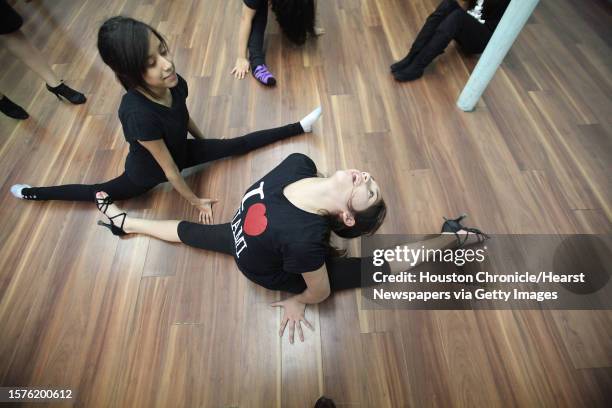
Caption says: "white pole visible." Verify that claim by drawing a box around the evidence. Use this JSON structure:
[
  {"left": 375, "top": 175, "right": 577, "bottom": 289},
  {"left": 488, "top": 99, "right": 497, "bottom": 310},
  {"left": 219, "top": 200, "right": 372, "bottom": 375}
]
[{"left": 457, "top": 0, "right": 540, "bottom": 112}]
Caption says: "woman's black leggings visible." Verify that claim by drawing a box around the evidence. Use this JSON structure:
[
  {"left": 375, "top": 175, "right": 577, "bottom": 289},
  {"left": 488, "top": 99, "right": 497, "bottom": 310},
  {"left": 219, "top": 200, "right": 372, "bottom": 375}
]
[
  {"left": 177, "top": 221, "right": 390, "bottom": 294},
  {"left": 22, "top": 123, "right": 304, "bottom": 201}
]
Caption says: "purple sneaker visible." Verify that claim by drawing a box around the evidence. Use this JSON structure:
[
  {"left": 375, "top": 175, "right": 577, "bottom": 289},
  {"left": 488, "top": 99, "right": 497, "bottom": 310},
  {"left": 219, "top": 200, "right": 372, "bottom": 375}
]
[{"left": 253, "top": 64, "right": 277, "bottom": 86}]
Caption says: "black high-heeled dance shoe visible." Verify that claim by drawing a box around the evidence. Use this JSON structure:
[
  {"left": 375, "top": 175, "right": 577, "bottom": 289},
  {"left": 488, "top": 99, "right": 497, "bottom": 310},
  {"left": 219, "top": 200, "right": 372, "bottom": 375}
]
[
  {"left": 46, "top": 81, "right": 87, "bottom": 104},
  {"left": 441, "top": 213, "right": 489, "bottom": 247},
  {"left": 96, "top": 194, "right": 127, "bottom": 236}
]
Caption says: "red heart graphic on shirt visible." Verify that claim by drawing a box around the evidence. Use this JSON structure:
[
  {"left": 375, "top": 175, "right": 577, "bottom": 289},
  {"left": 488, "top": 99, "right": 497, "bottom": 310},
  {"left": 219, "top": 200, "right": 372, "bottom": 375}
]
[{"left": 244, "top": 203, "right": 268, "bottom": 236}]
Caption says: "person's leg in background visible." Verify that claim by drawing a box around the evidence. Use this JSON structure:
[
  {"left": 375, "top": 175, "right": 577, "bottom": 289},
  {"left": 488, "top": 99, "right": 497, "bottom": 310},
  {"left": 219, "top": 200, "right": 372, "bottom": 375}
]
[
  {"left": 0, "top": 31, "right": 86, "bottom": 104},
  {"left": 453, "top": 14, "right": 493, "bottom": 54},
  {"left": 248, "top": 5, "right": 276, "bottom": 86},
  {"left": 393, "top": 7, "right": 469, "bottom": 82},
  {"left": 390, "top": 0, "right": 461, "bottom": 73},
  {"left": 0, "top": 0, "right": 30, "bottom": 119},
  {"left": 0, "top": 90, "right": 29, "bottom": 119},
  {"left": 0, "top": 0, "right": 86, "bottom": 110}
]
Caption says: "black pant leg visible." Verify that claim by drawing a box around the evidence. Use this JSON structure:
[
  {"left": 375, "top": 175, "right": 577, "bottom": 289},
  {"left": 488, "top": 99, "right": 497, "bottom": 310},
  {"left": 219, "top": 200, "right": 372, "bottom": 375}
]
[
  {"left": 325, "top": 256, "right": 392, "bottom": 292},
  {"left": 247, "top": 6, "right": 268, "bottom": 69},
  {"left": 406, "top": 8, "right": 465, "bottom": 71},
  {"left": 183, "top": 123, "right": 304, "bottom": 168},
  {"left": 0, "top": 0, "right": 23, "bottom": 34},
  {"left": 434, "top": 8, "right": 467, "bottom": 40},
  {"left": 177, "top": 221, "right": 235, "bottom": 255},
  {"left": 453, "top": 14, "right": 494, "bottom": 54},
  {"left": 410, "top": 0, "right": 461, "bottom": 53},
  {"left": 22, "top": 173, "right": 154, "bottom": 202}
]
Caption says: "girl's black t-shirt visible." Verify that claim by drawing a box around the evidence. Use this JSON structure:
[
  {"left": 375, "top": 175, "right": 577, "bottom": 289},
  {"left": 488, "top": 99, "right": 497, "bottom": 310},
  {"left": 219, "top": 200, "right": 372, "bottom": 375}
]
[
  {"left": 118, "top": 74, "right": 190, "bottom": 186},
  {"left": 230, "top": 153, "right": 330, "bottom": 290}
]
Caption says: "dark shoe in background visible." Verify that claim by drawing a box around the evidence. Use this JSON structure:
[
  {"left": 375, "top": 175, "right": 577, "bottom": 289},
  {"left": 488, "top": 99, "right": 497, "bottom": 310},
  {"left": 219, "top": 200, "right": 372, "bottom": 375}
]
[
  {"left": 46, "top": 81, "right": 87, "bottom": 104},
  {"left": 0, "top": 95, "right": 29, "bottom": 119}
]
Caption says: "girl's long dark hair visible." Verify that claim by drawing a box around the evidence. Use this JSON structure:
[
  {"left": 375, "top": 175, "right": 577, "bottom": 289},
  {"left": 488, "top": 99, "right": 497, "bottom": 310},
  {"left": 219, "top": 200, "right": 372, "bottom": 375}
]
[
  {"left": 322, "top": 199, "right": 387, "bottom": 257},
  {"left": 271, "top": 0, "right": 316, "bottom": 45},
  {"left": 97, "top": 16, "right": 168, "bottom": 95}
]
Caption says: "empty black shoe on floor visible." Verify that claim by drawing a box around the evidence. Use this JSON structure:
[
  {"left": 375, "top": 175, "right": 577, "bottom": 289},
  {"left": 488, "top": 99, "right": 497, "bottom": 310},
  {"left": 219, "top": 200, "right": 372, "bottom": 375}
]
[
  {"left": 46, "top": 82, "right": 87, "bottom": 104},
  {"left": 0, "top": 96, "right": 29, "bottom": 119}
]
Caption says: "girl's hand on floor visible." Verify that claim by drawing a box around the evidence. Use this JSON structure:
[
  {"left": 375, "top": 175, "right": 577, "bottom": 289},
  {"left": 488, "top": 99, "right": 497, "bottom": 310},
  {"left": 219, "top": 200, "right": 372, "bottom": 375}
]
[
  {"left": 314, "top": 26, "right": 325, "bottom": 35},
  {"left": 194, "top": 198, "right": 218, "bottom": 224},
  {"left": 231, "top": 58, "right": 250, "bottom": 79},
  {"left": 271, "top": 297, "right": 314, "bottom": 344}
]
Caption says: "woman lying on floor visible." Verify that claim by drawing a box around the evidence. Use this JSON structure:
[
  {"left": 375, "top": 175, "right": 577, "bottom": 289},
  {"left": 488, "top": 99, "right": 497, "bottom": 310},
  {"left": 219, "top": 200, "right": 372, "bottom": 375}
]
[{"left": 95, "top": 153, "right": 487, "bottom": 342}]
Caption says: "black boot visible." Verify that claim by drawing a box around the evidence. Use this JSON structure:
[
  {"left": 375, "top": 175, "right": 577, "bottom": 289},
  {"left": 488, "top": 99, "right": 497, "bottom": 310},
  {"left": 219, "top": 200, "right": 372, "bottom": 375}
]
[
  {"left": 0, "top": 96, "right": 29, "bottom": 119},
  {"left": 46, "top": 81, "right": 87, "bottom": 104},
  {"left": 393, "top": 29, "right": 452, "bottom": 82},
  {"left": 390, "top": 0, "right": 460, "bottom": 73}
]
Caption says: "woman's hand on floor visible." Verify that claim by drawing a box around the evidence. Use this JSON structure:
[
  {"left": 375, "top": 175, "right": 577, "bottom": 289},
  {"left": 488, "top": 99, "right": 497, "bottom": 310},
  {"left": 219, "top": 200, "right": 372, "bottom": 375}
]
[
  {"left": 193, "top": 198, "right": 218, "bottom": 224},
  {"left": 231, "top": 57, "right": 250, "bottom": 79},
  {"left": 271, "top": 297, "right": 314, "bottom": 344}
]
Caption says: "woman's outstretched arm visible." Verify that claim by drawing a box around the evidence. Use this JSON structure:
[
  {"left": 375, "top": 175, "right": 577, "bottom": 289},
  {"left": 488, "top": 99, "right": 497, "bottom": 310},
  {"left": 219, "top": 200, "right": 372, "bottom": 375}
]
[
  {"left": 271, "top": 265, "right": 330, "bottom": 343},
  {"left": 232, "top": 4, "right": 256, "bottom": 79}
]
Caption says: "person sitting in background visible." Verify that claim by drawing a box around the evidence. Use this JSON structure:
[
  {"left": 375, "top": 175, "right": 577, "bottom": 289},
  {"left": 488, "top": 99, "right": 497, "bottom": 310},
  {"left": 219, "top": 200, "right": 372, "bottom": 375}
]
[
  {"left": 231, "top": 0, "right": 324, "bottom": 86},
  {"left": 0, "top": 0, "right": 86, "bottom": 120},
  {"left": 390, "top": 0, "right": 510, "bottom": 82}
]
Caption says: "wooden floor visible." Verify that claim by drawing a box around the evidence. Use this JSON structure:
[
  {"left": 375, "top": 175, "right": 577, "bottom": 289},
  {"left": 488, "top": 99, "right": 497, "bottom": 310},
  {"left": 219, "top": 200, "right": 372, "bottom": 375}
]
[{"left": 1, "top": 0, "right": 611, "bottom": 407}]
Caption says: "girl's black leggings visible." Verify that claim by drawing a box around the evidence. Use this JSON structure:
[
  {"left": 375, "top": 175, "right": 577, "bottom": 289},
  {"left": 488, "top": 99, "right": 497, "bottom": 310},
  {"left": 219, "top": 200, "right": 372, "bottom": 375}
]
[
  {"left": 177, "top": 221, "right": 390, "bottom": 294},
  {"left": 22, "top": 123, "right": 304, "bottom": 202},
  {"left": 247, "top": 4, "right": 268, "bottom": 69}
]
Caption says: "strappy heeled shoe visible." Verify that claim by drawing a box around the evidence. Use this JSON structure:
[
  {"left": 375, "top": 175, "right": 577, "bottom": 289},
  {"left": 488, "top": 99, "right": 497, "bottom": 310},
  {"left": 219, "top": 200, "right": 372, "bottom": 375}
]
[
  {"left": 441, "top": 213, "right": 489, "bottom": 247},
  {"left": 96, "top": 194, "right": 127, "bottom": 236},
  {"left": 46, "top": 81, "right": 87, "bottom": 104}
]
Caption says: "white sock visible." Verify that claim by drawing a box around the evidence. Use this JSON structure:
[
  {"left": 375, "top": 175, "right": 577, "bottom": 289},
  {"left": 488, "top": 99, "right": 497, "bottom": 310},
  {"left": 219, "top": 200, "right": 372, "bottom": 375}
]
[
  {"left": 299, "top": 106, "right": 322, "bottom": 132},
  {"left": 10, "top": 184, "right": 31, "bottom": 199}
]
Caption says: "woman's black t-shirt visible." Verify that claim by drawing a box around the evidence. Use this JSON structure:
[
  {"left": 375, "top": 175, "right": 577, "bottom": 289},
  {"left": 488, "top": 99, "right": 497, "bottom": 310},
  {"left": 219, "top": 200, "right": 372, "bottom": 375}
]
[
  {"left": 230, "top": 153, "right": 330, "bottom": 290},
  {"left": 118, "top": 74, "right": 190, "bottom": 186}
]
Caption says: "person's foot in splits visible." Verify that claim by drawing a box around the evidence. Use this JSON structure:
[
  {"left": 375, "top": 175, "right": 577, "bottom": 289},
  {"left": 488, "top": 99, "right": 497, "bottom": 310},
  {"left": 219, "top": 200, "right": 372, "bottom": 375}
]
[
  {"left": 299, "top": 106, "right": 322, "bottom": 132},
  {"left": 95, "top": 192, "right": 129, "bottom": 236}
]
